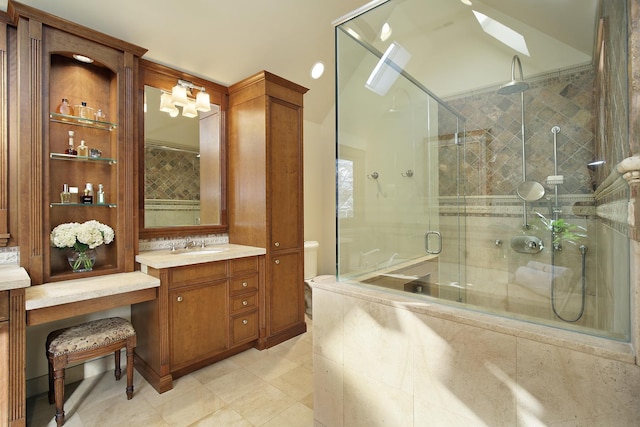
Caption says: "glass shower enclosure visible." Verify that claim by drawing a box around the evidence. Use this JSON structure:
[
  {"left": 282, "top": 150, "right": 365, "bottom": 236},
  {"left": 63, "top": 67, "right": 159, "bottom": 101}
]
[{"left": 336, "top": 0, "right": 630, "bottom": 341}]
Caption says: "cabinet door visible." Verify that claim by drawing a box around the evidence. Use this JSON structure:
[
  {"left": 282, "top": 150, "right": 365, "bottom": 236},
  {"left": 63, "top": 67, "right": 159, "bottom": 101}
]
[
  {"left": 268, "top": 251, "right": 303, "bottom": 334},
  {"left": 268, "top": 98, "right": 302, "bottom": 251},
  {"left": 169, "top": 281, "right": 228, "bottom": 370}
]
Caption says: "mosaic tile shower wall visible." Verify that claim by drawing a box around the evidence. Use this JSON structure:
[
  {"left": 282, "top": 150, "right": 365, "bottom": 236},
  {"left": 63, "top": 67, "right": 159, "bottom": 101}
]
[
  {"left": 145, "top": 147, "right": 200, "bottom": 200},
  {"left": 439, "top": 66, "right": 595, "bottom": 198}
]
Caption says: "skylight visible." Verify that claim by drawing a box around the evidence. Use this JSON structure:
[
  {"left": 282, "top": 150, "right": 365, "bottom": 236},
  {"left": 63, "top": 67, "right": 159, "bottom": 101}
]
[{"left": 473, "top": 10, "right": 530, "bottom": 56}]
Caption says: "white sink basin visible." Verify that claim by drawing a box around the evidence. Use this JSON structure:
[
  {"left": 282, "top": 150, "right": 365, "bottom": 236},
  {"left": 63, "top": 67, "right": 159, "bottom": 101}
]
[{"left": 171, "top": 248, "right": 226, "bottom": 255}]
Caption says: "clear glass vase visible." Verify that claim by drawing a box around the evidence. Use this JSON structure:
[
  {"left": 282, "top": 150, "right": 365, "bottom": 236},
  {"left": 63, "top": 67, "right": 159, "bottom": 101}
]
[{"left": 67, "top": 248, "right": 97, "bottom": 273}]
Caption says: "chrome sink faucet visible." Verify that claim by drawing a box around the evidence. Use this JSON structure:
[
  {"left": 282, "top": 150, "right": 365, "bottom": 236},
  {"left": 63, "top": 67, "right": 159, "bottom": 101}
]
[{"left": 184, "top": 237, "right": 196, "bottom": 249}]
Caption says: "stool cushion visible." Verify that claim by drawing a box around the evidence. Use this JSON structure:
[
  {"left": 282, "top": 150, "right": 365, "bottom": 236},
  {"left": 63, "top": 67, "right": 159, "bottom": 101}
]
[{"left": 48, "top": 317, "right": 135, "bottom": 357}]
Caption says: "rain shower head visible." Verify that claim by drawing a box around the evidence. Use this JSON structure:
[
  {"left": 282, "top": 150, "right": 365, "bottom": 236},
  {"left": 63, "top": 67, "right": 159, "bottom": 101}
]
[{"left": 497, "top": 55, "right": 529, "bottom": 95}]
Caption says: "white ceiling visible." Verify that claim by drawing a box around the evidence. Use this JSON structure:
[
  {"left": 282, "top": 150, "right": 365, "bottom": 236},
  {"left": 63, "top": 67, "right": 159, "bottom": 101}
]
[{"left": 1, "top": 0, "right": 599, "bottom": 124}]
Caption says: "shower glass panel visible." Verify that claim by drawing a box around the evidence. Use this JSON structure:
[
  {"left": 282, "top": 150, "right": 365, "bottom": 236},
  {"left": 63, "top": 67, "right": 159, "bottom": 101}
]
[
  {"left": 336, "top": 20, "right": 466, "bottom": 303},
  {"left": 335, "top": 0, "right": 630, "bottom": 341}
]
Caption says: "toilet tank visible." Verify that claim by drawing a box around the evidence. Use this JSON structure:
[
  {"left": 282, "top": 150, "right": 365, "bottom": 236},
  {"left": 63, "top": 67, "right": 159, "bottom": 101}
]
[{"left": 304, "top": 241, "right": 319, "bottom": 279}]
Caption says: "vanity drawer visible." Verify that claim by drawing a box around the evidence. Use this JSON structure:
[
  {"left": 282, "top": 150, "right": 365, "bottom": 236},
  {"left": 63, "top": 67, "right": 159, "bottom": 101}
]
[
  {"left": 229, "top": 275, "right": 258, "bottom": 294},
  {"left": 230, "top": 257, "right": 259, "bottom": 276},
  {"left": 0, "top": 291, "right": 7, "bottom": 321},
  {"left": 170, "top": 261, "right": 228, "bottom": 288},
  {"left": 230, "top": 292, "right": 257, "bottom": 313},
  {"left": 230, "top": 309, "right": 258, "bottom": 345}
]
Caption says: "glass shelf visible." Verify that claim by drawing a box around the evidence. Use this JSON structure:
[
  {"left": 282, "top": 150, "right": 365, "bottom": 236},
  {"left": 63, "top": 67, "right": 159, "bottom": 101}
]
[
  {"left": 50, "top": 152, "right": 117, "bottom": 164},
  {"left": 50, "top": 202, "right": 117, "bottom": 208},
  {"left": 50, "top": 112, "right": 117, "bottom": 131}
]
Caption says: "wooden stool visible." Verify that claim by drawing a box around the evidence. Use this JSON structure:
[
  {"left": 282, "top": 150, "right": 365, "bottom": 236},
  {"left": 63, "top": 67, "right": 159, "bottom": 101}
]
[{"left": 46, "top": 317, "right": 136, "bottom": 427}]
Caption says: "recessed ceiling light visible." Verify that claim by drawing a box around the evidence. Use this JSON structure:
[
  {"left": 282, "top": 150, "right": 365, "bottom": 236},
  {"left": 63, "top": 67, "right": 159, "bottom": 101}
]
[
  {"left": 460, "top": 0, "right": 472, "bottom": 5},
  {"left": 311, "top": 62, "right": 325, "bottom": 79},
  {"left": 380, "top": 22, "right": 392, "bottom": 41},
  {"left": 73, "top": 54, "right": 94, "bottom": 63}
]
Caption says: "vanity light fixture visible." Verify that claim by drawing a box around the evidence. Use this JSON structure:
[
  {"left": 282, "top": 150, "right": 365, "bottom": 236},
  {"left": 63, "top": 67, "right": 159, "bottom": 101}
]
[{"left": 160, "top": 79, "right": 211, "bottom": 118}]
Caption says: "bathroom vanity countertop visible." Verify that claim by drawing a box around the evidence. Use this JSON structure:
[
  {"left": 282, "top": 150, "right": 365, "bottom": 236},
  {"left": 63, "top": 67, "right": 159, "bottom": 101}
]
[
  {"left": 25, "top": 271, "right": 160, "bottom": 311},
  {"left": 136, "top": 243, "right": 266, "bottom": 269},
  {"left": 0, "top": 264, "right": 31, "bottom": 291}
]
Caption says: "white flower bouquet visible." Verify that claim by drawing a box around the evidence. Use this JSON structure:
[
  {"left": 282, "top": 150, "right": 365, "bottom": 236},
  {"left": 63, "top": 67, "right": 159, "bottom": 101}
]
[{"left": 50, "top": 220, "right": 115, "bottom": 271}]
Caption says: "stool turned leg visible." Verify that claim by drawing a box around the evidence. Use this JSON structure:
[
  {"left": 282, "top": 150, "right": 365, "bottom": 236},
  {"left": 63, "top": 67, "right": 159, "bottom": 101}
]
[
  {"left": 53, "top": 367, "right": 66, "bottom": 427},
  {"left": 47, "top": 354, "right": 55, "bottom": 405},
  {"left": 114, "top": 349, "right": 122, "bottom": 381},
  {"left": 126, "top": 345, "right": 134, "bottom": 400}
]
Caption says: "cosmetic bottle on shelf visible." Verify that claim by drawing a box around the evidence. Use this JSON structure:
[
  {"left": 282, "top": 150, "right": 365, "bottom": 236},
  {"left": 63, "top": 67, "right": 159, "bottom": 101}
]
[
  {"left": 96, "top": 184, "right": 106, "bottom": 204},
  {"left": 60, "top": 184, "right": 71, "bottom": 203},
  {"left": 69, "top": 187, "right": 79, "bottom": 203},
  {"left": 57, "top": 98, "right": 72, "bottom": 115},
  {"left": 64, "top": 131, "right": 77, "bottom": 155},
  {"left": 77, "top": 140, "right": 88, "bottom": 157},
  {"left": 82, "top": 183, "right": 93, "bottom": 204}
]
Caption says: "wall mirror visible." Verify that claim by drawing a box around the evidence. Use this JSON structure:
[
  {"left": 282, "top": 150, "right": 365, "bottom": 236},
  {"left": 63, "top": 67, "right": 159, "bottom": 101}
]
[{"left": 139, "top": 60, "right": 227, "bottom": 238}]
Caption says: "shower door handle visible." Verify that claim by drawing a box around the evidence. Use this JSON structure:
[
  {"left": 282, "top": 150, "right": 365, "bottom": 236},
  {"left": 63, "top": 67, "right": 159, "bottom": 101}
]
[{"left": 425, "top": 231, "right": 442, "bottom": 254}]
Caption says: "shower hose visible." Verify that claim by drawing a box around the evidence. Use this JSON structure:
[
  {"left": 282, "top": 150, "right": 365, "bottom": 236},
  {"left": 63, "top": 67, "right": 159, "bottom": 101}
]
[{"left": 551, "top": 244, "right": 587, "bottom": 322}]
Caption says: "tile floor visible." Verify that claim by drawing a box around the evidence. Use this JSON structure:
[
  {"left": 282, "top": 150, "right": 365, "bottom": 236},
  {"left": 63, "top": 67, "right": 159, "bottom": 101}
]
[{"left": 27, "top": 318, "right": 313, "bottom": 427}]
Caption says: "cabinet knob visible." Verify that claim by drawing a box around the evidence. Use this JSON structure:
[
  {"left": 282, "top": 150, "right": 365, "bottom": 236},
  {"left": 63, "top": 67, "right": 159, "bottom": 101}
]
[
  {"left": 274, "top": 242, "right": 280, "bottom": 247},
  {"left": 242, "top": 281, "right": 248, "bottom": 287},
  {"left": 242, "top": 300, "right": 248, "bottom": 306},
  {"left": 274, "top": 259, "right": 280, "bottom": 265},
  {"left": 176, "top": 296, "right": 183, "bottom": 302},
  {"left": 242, "top": 319, "right": 249, "bottom": 325}
]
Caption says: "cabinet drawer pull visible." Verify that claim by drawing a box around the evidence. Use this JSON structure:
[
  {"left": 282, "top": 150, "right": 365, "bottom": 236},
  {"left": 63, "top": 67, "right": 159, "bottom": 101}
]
[
  {"left": 274, "top": 259, "right": 280, "bottom": 265},
  {"left": 242, "top": 281, "right": 248, "bottom": 287},
  {"left": 242, "top": 319, "right": 248, "bottom": 325},
  {"left": 176, "top": 296, "right": 183, "bottom": 302},
  {"left": 242, "top": 300, "right": 248, "bottom": 306},
  {"left": 274, "top": 242, "right": 280, "bottom": 247}
]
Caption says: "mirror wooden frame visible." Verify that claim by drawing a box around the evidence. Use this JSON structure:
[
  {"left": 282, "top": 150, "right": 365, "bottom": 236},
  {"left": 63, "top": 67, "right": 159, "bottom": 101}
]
[{"left": 138, "top": 59, "right": 228, "bottom": 238}]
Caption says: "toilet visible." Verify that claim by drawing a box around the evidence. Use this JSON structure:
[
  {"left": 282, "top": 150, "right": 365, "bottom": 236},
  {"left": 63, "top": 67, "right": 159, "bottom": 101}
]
[{"left": 303, "top": 241, "right": 333, "bottom": 319}]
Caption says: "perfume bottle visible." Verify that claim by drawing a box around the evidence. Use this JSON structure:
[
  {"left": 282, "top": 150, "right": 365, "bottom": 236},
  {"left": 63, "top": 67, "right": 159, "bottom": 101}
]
[
  {"left": 82, "top": 183, "right": 93, "bottom": 204},
  {"left": 57, "top": 98, "right": 72, "bottom": 116},
  {"left": 69, "top": 186, "right": 79, "bottom": 203},
  {"left": 64, "top": 131, "right": 77, "bottom": 155},
  {"left": 76, "top": 101, "right": 94, "bottom": 121},
  {"left": 96, "top": 184, "right": 106, "bottom": 204},
  {"left": 77, "top": 140, "right": 88, "bottom": 157},
  {"left": 94, "top": 109, "right": 106, "bottom": 121},
  {"left": 60, "top": 183, "right": 71, "bottom": 203}
]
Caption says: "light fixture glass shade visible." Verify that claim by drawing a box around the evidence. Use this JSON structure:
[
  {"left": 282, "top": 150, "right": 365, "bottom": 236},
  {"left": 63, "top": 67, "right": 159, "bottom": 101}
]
[
  {"left": 182, "top": 100, "right": 198, "bottom": 118},
  {"left": 168, "top": 107, "right": 179, "bottom": 117},
  {"left": 159, "top": 92, "right": 176, "bottom": 113},
  {"left": 195, "top": 91, "right": 211, "bottom": 112},
  {"left": 172, "top": 84, "right": 188, "bottom": 107}
]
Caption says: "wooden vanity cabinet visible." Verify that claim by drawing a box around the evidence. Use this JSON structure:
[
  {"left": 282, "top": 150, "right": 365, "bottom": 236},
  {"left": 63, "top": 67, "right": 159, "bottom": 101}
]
[
  {"left": 0, "top": 289, "right": 26, "bottom": 427},
  {"left": 132, "top": 255, "right": 263, "bottom": 393},
  {"left": 228, "top": 71, "right": 308, "bottom": 349},
  {"left": 13, "top": 4, "right": 146, "bottom": 284},
  {"left": 168, "top": 272, "right": 229, "bottom": 373}
]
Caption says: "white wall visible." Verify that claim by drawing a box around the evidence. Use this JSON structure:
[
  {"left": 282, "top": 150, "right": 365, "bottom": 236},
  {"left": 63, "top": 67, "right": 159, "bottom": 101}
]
[{"left": 304, "top": 114, "right": 337, "bottom": 277}]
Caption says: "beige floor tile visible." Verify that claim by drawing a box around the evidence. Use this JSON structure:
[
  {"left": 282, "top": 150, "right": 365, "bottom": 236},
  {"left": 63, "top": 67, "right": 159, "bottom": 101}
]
[
  {"left": 261, "top": 402, "right": 313, "bottom": 427},
  {"left": 27, "top": 326, "right": 312, "bottom": 427},
  {"left": 270, "top": 365, "right": 314, "bottom": 401},
  {"left": 188, "top": 407, "right": 253, "bottom": 427},
  {"left": 78, "top": 392, "right": 167, "bottom": 427},
  {"left": 204, "top": 368, "right": 269, "bottom": 404},
  {"left": 191, "top": 357, "right": 242, "bottom": 385},
  {"left": 157, "top": 386, "right": 226, "bottom": 426},
  {"left": 243, "top": 351, "right": 300, "bottom": 382},
  {"left": 227, "top": 382, "right": 297, "bottom": 426}
]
